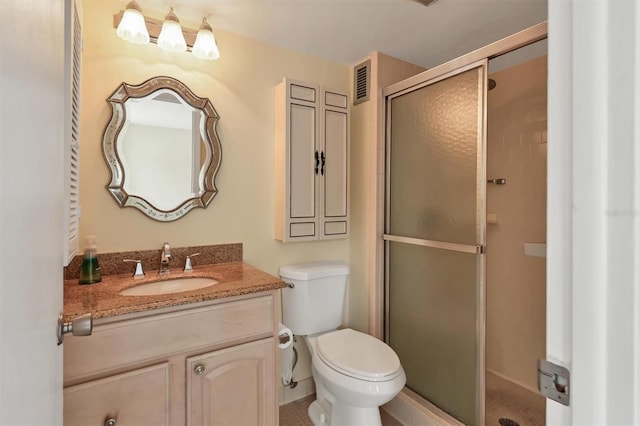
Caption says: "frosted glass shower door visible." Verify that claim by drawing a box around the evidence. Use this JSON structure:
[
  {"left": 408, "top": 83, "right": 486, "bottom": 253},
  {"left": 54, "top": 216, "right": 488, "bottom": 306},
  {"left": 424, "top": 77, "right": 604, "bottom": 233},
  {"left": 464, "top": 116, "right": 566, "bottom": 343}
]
[{"left": 384, "top": 61, "right": 487, "bottom": 425}]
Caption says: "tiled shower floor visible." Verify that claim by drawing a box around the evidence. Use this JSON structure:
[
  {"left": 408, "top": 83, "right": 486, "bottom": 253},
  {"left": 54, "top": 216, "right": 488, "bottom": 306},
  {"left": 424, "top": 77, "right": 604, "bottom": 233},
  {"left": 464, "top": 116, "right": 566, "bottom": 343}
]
[
  {"left": 279, "top": 395, "right": 402, "bottom": 426},
  {"left": 486, "top": 371, "right": 546, "bottom": 426}
]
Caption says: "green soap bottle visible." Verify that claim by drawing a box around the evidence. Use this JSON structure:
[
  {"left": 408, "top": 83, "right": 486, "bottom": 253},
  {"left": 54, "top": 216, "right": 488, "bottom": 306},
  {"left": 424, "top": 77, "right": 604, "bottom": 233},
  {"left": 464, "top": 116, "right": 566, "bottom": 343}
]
[{"left": 79, "top": 235, "right": 102, "bottom": 284}]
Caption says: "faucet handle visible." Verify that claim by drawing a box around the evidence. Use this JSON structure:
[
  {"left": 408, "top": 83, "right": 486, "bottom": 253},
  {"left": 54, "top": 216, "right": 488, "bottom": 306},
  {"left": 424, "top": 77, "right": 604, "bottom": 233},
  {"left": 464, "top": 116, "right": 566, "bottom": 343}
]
[
  {"left": 123, "top": 259, "right": 144, "bottom": 278},
  {"left": 184, "top": 253, "right": 201, "bottom": 272}
]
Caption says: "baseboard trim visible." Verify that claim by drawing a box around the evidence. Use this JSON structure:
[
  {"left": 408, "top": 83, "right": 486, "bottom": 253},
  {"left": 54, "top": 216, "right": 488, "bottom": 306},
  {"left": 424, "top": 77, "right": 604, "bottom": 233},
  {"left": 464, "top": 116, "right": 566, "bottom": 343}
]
[
  {"left": 279, "top": 376, "right": 316, "bottom": 406},
  {"left": 383, "top": 387, "right": 465, "bottom": 426},
  {"left": 486, "top": 368, "right": 540, "bottom": 395}
]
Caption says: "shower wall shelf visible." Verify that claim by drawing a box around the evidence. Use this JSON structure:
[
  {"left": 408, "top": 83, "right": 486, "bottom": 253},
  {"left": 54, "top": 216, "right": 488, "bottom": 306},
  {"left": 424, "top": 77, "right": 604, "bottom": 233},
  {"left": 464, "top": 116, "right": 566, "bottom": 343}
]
[
  {"left": 524, "top": 242, "right": 546, "bottom": 257},
  {"left": 487, "top": 213, "right": 499, "bottom": 224}
]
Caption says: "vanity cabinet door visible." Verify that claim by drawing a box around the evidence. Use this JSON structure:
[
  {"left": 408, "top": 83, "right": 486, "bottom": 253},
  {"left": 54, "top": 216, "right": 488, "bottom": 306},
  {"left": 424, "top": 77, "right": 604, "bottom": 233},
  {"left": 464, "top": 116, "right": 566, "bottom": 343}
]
[
  {"left": 64, "top": 363, "right": 170, "bottom": 426},
  {"left": 187, "top": 338, "right": 276, "bottom": 426}
]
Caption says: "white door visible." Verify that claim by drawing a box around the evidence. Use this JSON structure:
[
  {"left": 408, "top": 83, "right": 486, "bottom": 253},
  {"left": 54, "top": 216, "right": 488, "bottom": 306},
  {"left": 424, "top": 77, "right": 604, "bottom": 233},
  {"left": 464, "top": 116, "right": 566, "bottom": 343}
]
[
  {"left": 547, "top": 0, "right": 640, "bottom": 424},
  {"left": 0, "top": 0, "right": 66, "bottom": 424}
]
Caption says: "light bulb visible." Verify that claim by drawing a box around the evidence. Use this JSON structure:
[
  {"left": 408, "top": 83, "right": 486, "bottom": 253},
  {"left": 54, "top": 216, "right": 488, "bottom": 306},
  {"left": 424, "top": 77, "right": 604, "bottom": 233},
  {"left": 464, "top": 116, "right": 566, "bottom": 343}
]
[
  {"left": 116, "top": 1, "right": 149, "bottom": 44},
  {"left": 192, "top": 18, "right": 220, "bottom": 60},
  {"left": 157, "top": 7, "right": 187, "bottom": 52}
]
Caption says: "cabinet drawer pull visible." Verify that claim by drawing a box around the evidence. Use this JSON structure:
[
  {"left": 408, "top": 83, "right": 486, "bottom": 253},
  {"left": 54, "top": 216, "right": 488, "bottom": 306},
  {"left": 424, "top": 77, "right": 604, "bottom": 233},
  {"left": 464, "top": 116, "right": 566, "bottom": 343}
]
[
  {"left": 194, "top": 364, "right": 206, "bottom": 375},
  {"left": 105, "top": 417, "right": 117, "bottom": 426}
]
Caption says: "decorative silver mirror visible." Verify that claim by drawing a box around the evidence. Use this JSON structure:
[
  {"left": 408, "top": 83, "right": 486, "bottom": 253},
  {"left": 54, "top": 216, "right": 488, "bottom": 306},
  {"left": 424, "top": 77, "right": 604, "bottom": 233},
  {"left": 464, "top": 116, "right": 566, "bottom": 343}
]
[{"left": 103, "top": 76, "right": 222, "bottom": 221}]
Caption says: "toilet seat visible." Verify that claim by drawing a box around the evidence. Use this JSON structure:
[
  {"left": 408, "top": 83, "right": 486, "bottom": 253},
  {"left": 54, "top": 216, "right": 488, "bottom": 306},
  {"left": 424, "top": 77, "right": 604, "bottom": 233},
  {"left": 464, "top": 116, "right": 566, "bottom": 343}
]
[{"left": 316, "top": 329, "right": 401, "bottom": 382}]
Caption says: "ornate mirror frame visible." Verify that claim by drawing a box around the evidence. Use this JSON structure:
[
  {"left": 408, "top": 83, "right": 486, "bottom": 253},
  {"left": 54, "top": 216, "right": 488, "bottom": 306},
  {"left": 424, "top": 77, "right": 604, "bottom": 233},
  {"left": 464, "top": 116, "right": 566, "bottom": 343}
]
[{"left": 102, "top": 76, "right": 222, "bottom": 222}]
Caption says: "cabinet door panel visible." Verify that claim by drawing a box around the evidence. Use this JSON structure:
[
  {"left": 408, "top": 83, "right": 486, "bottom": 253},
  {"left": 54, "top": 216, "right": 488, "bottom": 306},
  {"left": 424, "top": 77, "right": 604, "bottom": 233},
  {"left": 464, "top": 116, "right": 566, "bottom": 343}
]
[
  {"left": 290, "top": 222, "right": 316, "bottom": 237},
  {"left": 187, "top": 338, "right": 276, "bottom": 426},
  {"left": 289, "top": 103, "right": 316, "bottom": 219},
  {"left": 324, "top": 221, "right": 347, "bottom": 235},
  {"left": 290, "top": 84, "right": 316, "bottom": 102},
  {"left": 324, "top": 91, "right": 348, "bottom": 109},
  {"left": 323, "top": 109, "right": 348, "bottom": 218},
  {"left": 64, "top": 363, "right": 170, "bottom": 426}
]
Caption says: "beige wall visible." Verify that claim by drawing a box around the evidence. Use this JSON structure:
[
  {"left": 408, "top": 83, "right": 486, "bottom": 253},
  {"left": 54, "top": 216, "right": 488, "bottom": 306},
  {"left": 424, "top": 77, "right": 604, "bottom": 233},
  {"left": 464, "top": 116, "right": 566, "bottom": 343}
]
[
  {"left": 79, "top": 0, "right": 350, "bottom": 276},
  {"left": 348, "top": 53, "right": 425, "bottom": 335},
  {"left": 486, "top": 55, "right": 547, "bottom": 392},
  {"left": 80, "top": 0, "right": 352, "bottom": 386}
]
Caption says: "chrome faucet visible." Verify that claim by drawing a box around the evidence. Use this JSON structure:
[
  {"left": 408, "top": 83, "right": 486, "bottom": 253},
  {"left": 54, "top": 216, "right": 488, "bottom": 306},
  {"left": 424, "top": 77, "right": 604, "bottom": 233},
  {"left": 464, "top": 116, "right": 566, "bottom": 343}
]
[{"left": 160, "top": 242, "right": 171, "bottom": 274}]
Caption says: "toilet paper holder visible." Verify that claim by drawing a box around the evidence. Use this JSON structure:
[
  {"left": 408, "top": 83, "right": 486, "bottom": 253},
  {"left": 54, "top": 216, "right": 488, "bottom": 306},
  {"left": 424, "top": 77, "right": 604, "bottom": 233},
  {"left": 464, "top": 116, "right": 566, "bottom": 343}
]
[
  {"left": 279, "top": 334, "right": 292, "bottom": 345},
  {"left": 278, "top": 325, "right": 298, "bottom": 389}
]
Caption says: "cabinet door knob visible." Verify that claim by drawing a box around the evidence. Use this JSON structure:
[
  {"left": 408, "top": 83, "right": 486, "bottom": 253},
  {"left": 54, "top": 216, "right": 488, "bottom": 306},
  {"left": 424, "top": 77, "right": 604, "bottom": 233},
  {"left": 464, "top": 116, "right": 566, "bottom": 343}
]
[
  {"left": 194, "top": 364, "right": 206, "bottom": 375},
  {"left": 105, "top": 417, "right": 117, "bottom": 426}
]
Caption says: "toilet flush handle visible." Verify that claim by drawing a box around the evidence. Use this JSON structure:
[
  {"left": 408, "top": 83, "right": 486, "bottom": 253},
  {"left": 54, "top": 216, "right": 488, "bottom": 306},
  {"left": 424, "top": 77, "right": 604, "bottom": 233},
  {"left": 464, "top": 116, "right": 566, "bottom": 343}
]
[{"left": 284, "top": 282, "right": 295, "bottom": 288}]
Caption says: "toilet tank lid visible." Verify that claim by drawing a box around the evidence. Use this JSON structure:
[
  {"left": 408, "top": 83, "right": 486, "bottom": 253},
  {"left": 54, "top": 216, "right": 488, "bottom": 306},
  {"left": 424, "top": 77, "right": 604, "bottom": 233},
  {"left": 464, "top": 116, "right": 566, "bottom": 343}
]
[{"left": 279, "top": 261, "right": 349, "bottom": 280}]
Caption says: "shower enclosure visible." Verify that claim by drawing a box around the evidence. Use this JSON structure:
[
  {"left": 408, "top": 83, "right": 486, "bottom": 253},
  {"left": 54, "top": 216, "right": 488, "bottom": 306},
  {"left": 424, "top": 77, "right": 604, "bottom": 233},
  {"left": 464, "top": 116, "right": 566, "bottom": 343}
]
[
  {"left": 382, "top": 26, "right": 547, "bottom": 426},
  {"left": 384, "top": 61, "right": 488, "bottom": 425}
]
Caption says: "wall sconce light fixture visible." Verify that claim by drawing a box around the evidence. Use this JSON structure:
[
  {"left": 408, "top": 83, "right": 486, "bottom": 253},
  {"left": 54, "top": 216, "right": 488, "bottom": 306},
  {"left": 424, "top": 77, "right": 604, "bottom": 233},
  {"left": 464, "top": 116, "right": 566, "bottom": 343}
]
[
  {"left": 116, "top": 1, "right": 150, "bottom": 44},
  {"left": 113, "top": 3, "right": 220, "bottom": 60},
  {"left": 193, "top": 18, "right": 220, "bottom": 60},
  {"left": 157, "top": 7, "right": 186, "bottom": 52}
]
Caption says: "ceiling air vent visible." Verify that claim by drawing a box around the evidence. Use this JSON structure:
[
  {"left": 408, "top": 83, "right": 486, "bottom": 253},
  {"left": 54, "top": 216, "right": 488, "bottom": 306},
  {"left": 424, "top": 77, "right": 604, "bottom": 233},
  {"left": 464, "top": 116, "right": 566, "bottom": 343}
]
[{"left": 353, "top": 59, "right": 371, "bottom": 105}]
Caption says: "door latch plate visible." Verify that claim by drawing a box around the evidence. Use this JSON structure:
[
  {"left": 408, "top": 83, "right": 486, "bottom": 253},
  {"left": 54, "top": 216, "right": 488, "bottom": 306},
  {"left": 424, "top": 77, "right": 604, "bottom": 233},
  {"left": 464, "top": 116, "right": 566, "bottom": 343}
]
[{"left": 538, "top": 359, "right": 570, "bottom": 406}]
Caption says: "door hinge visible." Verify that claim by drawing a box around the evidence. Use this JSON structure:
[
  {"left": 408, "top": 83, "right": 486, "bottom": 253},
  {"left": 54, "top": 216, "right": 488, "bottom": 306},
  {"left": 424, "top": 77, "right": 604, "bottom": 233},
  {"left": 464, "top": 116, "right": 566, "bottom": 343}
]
[{"left": 538, "top": 359, "right": 570, "bottom": 406}]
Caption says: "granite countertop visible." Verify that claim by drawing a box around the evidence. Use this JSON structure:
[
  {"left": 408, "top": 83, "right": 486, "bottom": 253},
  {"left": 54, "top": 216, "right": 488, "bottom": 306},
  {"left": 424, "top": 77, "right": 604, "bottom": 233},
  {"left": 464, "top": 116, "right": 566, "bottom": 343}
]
[{"left": 64, "top": 261, "right": 285, "bottom": 322}]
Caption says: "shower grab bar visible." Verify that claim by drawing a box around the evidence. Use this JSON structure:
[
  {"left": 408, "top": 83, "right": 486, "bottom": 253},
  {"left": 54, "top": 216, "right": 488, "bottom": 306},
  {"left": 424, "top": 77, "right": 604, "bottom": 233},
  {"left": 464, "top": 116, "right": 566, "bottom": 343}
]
[{"left": 383, "top": 234, "right": 485, "bottom": 254}]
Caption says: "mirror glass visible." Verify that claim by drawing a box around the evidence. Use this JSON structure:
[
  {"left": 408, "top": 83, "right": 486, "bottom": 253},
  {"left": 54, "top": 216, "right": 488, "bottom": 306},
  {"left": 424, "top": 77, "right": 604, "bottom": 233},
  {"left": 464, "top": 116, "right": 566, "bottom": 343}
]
[{"left": 103, "top": 76, "right": 221, "bottom": 221}]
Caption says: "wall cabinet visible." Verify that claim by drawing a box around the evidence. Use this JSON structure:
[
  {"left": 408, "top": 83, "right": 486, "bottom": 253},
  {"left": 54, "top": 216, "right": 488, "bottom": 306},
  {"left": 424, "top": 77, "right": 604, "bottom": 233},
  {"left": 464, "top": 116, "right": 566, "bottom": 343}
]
[
  {"left": 63, "top": 293, "right": 278, "bottom": 426},
  {"left": 275, "top": 78, "right": 350, "bottom": 242}
]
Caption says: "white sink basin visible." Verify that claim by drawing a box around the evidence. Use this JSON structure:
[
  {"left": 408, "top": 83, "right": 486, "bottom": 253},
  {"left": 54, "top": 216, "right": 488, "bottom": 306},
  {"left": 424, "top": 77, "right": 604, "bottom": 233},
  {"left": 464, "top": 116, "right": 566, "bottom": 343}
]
[{"left": 120, "top": 277, "right": 219, "bottom": 296}]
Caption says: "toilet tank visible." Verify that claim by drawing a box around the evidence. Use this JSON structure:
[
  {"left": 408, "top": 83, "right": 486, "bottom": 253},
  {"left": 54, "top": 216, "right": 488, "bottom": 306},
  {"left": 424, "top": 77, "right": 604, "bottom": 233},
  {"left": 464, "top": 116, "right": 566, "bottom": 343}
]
[{"left": 279, "top": 261, "right": 350, "bottom": 336}]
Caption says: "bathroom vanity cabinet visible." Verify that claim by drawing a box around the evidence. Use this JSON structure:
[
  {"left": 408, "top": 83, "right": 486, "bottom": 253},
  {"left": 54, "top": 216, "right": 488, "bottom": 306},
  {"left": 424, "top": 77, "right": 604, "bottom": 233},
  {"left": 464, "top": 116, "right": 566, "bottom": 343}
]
[
  {"left": 274, "top": 78, "right": 350, "bottom": 242},
  {"left": 63, "top": 292, "right": 278, "bottom": 426}
]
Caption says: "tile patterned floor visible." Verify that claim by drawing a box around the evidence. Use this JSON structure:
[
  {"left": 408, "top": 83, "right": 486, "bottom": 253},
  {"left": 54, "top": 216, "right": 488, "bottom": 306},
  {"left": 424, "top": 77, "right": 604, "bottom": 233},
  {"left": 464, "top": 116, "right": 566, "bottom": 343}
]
[
  {"left": 279, "top": 395, "right": 402, "bottom": 426},
  {"left": 486, "top": 372, "right": 545, "bottom": 426}
]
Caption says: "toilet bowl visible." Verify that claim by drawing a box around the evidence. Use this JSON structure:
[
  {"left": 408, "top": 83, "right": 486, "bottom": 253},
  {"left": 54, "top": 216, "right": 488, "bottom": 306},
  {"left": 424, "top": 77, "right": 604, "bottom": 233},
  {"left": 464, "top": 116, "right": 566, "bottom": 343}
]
[
  {"left": 304, "top": 329, "right": 406, "bottom": 426},
  {"left": 279, "top": 261, "right": 406, "bottom": 426}
]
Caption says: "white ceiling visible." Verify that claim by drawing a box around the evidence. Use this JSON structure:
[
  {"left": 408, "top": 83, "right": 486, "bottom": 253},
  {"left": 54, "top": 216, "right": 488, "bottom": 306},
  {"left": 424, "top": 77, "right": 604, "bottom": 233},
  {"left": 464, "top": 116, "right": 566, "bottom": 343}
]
[{"left": 133, "top": 0, "right": 547, "bottom": 68}]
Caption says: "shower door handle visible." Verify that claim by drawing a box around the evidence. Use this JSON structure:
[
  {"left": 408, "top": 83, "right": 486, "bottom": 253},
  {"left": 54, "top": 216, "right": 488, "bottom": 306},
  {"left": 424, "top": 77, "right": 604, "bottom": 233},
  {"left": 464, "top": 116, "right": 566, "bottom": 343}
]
[
  {"left": 487, "top": 178, "right": 507, "bottom": 185},
  {"left": 383, "top": 234, "right": 485, "bottom": 254}
]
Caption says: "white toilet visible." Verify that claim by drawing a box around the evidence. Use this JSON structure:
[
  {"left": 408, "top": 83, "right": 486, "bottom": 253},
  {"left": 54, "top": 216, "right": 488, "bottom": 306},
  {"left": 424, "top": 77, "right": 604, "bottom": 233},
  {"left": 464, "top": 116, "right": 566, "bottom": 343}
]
[{"left": 279, "top": 261, "right": 406, "bottom": 426}]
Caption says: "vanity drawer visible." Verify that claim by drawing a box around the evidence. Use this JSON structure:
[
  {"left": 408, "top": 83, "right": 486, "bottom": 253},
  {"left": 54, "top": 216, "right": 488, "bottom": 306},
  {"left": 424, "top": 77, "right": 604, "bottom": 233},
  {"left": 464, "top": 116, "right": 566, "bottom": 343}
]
[
  {"left": 64, "top": 363, "right": 170, "bottom": 426},
  {"left": 64, "top": 294, "right": 275, "bottom": 383}
]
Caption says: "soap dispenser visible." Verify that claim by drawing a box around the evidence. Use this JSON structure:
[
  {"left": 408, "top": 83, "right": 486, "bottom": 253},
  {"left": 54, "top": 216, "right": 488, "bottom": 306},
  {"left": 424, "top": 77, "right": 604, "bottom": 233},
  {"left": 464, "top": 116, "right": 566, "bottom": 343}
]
[{"left": 78, "top": 235, "right": 102, "bottom": 284}]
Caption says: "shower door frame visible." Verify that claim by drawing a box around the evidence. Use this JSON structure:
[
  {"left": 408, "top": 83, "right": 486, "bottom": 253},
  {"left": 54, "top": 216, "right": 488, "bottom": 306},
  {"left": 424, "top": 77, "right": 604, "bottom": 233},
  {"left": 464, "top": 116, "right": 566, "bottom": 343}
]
[
  {"left": 380, "top": 23, "right": 548, "bottom": 426},
  {"left": 384, "top": 59, "right": 488, "bottom": 426}
]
